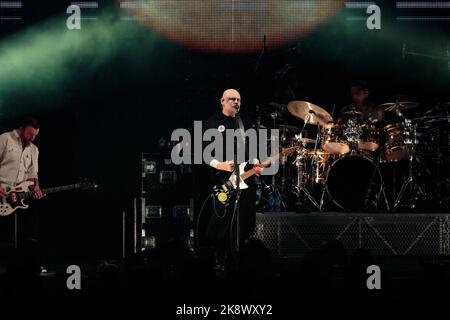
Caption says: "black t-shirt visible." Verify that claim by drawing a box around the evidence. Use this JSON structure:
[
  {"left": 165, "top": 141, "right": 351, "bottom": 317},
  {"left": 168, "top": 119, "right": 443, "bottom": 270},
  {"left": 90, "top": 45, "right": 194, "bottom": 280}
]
[
  {"left": 203, "top": 111, "right": 256, "bottom": 187},
  {"left": 338, "top": 101, "right": 379, "bottom": 124},
  {"left": 203, "top": 111, "right": 254, "bottom": 163}
]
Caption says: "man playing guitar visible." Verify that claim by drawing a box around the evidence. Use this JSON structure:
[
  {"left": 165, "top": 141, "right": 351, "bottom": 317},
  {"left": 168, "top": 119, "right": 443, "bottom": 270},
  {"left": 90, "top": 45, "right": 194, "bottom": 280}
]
[
  {"left": 0, "top": 117, "right": 44, "bottom": 244},
  {"left": 203, "top": 89, "right": 262, "bottom": 255}
]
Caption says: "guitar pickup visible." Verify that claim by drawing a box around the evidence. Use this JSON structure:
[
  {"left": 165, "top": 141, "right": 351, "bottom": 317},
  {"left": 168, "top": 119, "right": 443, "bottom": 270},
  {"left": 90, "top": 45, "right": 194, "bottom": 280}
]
[{"left": 224, "top": 180, "right": 234, "bottom": 191}]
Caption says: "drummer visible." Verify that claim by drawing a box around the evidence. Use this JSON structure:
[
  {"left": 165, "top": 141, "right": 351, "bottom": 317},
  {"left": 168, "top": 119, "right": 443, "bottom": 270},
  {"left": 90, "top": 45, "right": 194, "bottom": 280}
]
[{"left": 338, "top": 80, "right": 383, "bottom": 124}]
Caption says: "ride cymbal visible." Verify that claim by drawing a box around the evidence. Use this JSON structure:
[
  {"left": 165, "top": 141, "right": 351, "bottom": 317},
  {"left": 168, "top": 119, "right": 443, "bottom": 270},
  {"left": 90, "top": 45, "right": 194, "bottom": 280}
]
[{"left": 287, "top": 101, "right": 333, "bottom": 127}]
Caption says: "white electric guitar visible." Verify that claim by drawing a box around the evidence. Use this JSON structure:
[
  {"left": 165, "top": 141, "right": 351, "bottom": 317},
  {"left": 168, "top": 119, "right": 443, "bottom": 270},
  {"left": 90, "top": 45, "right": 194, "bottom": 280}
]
[
  {"left": 213, "top": 147, "right": 297, "bottom": 206},
  {"left": 0, "top": 180, "right": 97, "bottom": 217}
]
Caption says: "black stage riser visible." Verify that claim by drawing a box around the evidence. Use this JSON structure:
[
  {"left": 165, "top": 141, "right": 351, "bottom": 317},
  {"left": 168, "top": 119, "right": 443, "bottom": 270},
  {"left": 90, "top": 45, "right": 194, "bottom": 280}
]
[{"left": 255, "top": 213, "right": 450, "bottom": 258}]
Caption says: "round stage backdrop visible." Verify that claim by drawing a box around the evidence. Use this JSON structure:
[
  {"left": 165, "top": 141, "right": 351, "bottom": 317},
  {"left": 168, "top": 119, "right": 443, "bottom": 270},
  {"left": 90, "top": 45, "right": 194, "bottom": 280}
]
[{"left": 118, "top": 0, "right": 345, "bottom": 53}]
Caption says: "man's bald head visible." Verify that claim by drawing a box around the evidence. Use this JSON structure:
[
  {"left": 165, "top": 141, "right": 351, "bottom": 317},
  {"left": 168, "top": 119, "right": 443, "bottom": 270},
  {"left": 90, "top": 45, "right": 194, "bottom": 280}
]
[
  {"left": 220, "top": 88, "right": 241, "bottom": 117},
  {"left": 222, "top": 89, "right": 240, "bottom": 99}
]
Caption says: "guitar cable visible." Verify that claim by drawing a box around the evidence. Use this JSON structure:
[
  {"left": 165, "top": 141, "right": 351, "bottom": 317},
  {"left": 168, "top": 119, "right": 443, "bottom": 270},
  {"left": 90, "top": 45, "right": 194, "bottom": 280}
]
[
  {"left": 195, "top": 193, "right": 214, "bottom": 252},
  {"left": 229, "top": 197, "right": 240, "bottom": 258},
  {"left": 212, "top": 192, "right": 227, "bottom": 219}
]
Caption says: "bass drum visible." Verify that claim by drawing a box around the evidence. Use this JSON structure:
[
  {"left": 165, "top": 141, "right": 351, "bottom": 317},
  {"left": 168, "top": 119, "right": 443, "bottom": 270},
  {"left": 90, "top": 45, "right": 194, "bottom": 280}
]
[{"left": 325, "top": 155, "right": 382, "bottom": 211}]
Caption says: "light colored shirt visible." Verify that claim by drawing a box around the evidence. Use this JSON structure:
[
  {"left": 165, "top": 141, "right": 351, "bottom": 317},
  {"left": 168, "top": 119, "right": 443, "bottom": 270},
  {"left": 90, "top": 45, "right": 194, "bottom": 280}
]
[{"left": 0, "top": 130, "right": 39, "bottom": 186}]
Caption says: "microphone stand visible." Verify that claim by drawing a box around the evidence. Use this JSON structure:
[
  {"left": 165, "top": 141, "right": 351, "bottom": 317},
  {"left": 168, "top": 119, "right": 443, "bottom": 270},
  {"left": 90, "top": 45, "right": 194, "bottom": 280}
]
[
  {"left": 233, "top": 115, "right": 242, "bottom": 254},
  {"left": 254, "top": 35, "right": 266, "bottom": 74}
]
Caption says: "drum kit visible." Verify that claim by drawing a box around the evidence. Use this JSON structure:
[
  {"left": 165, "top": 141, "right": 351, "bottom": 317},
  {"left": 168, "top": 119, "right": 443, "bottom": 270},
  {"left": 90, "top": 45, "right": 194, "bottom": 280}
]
[{"left": 256, "top": 99, "right": 450, "bottom": 212}]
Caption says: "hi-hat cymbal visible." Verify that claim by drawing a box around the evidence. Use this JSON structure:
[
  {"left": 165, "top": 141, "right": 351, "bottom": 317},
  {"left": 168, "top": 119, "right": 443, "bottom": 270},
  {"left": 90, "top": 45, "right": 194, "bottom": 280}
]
[
  {"left": 287, "top": 101, "right": 333, "bottom": 127},
  {"left": 378, "top": 101, "right": 419, "bottom": 112}
]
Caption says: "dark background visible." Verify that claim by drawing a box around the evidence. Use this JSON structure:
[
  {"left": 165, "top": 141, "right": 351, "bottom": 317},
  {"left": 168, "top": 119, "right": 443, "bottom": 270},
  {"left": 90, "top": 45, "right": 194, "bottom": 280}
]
[{"left": 0, "top": 0, "right": 448, "bottom": 262}]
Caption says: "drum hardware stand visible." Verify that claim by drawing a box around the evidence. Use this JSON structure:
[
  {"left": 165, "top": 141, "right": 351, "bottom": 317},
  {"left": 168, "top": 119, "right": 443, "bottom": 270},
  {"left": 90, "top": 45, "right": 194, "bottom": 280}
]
[
  {"left": 292, "top": 148, "right": 320, "bottom": 210},
  {"left": 267, "top": 175, "right": 286, "bottom": 211},
  {"left": 291, "top": 111, "right": 321, "bottom": 210},
  {"left": 316, "top": 120, "right": 333, "bottom": 212},
  {"left": 363, "top": 154, "right": 390, "bottom": 212},
  {"left": 318, "top": 134, "right": 330, "bottom": 213},
  {"left": 378, "top": 183, "right": 391, "bottom": 212},
  {"left": 393, "top": 148, "right": 428, "bottom": 209},
  {"left": 265, "top": 112, "right": 286, "bottom": 211},
  {"left": 391, "top": 109, "right": 426, "bottom": 210},
  {"left": 319, "top": 169, "right": 329, "bottom": 212},
  {"left": 307, "top": 114, "right": 324, "bottom": 186},
  {"left": 272, "top": 111, "right": 287, "bottom": 189}
]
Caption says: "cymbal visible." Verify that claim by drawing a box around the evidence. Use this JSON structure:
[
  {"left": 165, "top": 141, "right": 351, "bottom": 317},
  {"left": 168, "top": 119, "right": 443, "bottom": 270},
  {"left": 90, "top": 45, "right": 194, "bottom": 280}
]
[
  {"left": 342, "top": 110, "right": 363, "bottom": 116},
  {"left": 425, "top": 118, "right": 449, "bottom": 125},
  {"left": 287, "top": 101, "right": 333, "bottom": 127},
  {"left": 286, "top": 137, "right": 316, "bottom": 144},
  {"left": 378, "top": 101, "right": 419, "bottom": 112},
  {"left": 423, "top": 102, "right": 450, "bottom": 116},
  {"left": 432, "top": 101, "right": 450, "bottom": 109},
  {"left": 412, "top": 115, "right": 446, "bottom": 122}
]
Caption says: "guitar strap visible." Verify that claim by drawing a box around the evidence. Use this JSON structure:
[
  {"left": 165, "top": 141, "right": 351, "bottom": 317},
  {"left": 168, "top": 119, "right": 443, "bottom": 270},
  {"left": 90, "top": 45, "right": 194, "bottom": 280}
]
[{"left": 236, "top": 115, "right": 246, "bottom": 147}]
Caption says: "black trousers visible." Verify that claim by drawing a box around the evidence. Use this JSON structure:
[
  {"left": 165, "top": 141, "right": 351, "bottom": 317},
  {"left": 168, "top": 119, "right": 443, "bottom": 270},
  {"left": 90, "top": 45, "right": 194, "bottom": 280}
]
[
  {"left": 17, "top": 204, "right": 40, "bottom": 246},
  {"left": 0, "top": 206, "right": 39, "bottom": 247},
  {"left": 204, "top": 186, "right": 256, "bottom": 251}
]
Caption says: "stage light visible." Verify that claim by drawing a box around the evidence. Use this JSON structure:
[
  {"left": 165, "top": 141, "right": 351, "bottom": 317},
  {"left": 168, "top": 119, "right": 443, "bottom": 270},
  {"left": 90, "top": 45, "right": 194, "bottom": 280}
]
[
  {"left": 0, "top": 6, "right": 177, "bottom": 116},
  {"left": 118, "top": 0, "right": 345, "bottom": 53}
]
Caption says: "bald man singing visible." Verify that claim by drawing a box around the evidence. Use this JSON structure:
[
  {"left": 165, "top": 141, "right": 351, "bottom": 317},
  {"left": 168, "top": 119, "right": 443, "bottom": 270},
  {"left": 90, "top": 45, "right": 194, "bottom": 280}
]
[{"left": 202, "top": 89, "right": 261, "bottom": 259}]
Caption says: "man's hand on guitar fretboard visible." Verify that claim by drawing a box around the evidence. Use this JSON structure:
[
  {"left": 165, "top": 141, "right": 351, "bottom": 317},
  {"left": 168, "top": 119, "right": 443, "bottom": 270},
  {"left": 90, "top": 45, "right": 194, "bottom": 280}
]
[
  {"left": 216, "top": 160, "right": 235, "bottom": 172},
  {"left": 32, "top": 187, "right": 45, "bottom": 200},
  {"left": 253, "top": 163, "right": 262, "bottom": 176}
]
